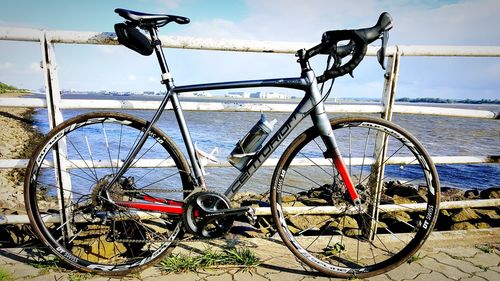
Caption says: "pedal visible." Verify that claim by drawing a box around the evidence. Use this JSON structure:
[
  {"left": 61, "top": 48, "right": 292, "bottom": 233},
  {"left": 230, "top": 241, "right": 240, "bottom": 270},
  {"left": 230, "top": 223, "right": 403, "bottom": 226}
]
[{"left": 245, "top": 207, "right": 257, "bottom": 225}]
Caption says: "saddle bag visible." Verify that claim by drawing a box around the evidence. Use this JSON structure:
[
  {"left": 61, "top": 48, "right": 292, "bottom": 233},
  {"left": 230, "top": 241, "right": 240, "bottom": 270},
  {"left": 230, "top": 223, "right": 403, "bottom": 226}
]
[{"left": 114, "top": 23, "right": 154, "bottom": 56}]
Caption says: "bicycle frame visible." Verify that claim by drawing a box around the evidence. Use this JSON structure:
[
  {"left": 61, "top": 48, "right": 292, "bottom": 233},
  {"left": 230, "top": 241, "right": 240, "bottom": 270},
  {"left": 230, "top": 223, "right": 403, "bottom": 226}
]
[
  {"left": 107, "top": 26, "right": 359, "bottom": 212},
  {"left": 174, "top": 74, "right": 319, "bottom": 199}
]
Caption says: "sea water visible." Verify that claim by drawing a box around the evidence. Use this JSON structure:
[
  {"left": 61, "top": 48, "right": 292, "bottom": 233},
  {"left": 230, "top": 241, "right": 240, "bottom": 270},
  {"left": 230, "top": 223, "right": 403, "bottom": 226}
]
[{"left": 30, "top": 94, "right": 500, "bottom": 194}]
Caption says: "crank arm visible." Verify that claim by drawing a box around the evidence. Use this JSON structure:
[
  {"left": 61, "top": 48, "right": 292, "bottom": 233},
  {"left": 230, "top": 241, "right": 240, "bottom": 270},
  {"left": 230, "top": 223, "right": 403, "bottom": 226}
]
[{"left": 200, "top": 206, "right": 252, "bottom": 221}]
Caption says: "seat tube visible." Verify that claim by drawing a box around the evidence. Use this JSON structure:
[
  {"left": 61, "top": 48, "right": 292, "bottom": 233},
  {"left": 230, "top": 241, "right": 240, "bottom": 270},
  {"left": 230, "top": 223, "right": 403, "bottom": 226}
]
[
  {"left": 307, "top": 73, "right": 360, "bottom": 205},
  {"left": 170, "top": 93, "right": 206, "bottom": 189},
  {"left": 149, "top": 26, "right": 205, "bottom": 188}
]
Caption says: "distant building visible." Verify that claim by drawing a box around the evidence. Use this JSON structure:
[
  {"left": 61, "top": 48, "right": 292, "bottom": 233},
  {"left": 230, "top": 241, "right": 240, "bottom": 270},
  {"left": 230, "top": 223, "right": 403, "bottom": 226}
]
[
  {"left": 180, "top": 92, "right": 198, "bottom": 97},
  {"left": 250, "top": 91, "right": 289, "bottom": 99},
  {"left": 225, "top": 91, "right": 249, "bottom": 98},
  {"left": 181, "top": 92, "right": 213, "bottom": 97},
  {"left": 194, "top": 91, "right": 212, "bottom": 97}
]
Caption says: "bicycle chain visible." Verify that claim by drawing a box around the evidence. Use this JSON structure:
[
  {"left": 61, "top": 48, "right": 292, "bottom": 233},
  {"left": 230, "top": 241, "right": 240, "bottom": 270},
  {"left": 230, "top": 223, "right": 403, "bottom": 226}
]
[
  {"left": 117, "top": 188, "right": 222, "bottom": 244},
  {"left": 123, "top": 188, "right": 194, "bottom": 194},
  {"left": 116, "top": 189, "right": 252, "bottom": 244}
]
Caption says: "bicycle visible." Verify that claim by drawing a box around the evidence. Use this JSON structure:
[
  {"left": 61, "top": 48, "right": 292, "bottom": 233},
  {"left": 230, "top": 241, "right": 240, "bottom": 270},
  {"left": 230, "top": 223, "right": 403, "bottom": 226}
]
[{"left": 24, "top": 8, "right": 440, "bottom": 278}]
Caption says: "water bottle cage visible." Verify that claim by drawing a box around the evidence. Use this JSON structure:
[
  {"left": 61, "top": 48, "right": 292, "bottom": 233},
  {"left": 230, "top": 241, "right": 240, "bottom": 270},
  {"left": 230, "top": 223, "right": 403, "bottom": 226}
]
[{"left": 231, "top": 140, "right": 260, "bottom": 158}]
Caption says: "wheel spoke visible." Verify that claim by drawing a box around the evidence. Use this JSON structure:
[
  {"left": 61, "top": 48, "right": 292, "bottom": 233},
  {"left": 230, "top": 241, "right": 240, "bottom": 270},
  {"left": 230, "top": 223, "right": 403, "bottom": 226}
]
[
  {"left": 26, "top": 114, "right": 189, "bottom": 273},
  {"left": 102, "top": 123, "right": 115, "bottom": 175},
  {"left": 358, "top": 128, "right": 371, "bottom": 187},
  {"left": 271, "top": 118, "right": 439, "bottom": 277},
  {"left": 66, "top": 138, "right": 99, "bottom": 181}
]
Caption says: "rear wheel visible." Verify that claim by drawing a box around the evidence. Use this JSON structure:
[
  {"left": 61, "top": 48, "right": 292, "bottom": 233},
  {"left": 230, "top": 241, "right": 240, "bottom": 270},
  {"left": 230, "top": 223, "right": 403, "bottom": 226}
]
[
  {"left": 24, "top": 112, "right": 192, "bottom": 275},
  {"left": 270, "top": 117, "right": 440, "bottom": 278}
]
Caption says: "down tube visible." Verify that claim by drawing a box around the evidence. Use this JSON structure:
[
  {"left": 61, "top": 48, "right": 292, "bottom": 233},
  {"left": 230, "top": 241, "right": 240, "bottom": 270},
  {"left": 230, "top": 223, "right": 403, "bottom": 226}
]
[{"left": 224, "top": 96, "right": 314, "bottom": 199}]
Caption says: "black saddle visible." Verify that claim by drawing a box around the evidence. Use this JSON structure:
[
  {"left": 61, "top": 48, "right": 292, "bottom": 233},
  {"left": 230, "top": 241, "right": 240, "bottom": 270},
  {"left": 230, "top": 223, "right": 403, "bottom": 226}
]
[{"left": 115, "top": 8, "right": 190, "bottom": 26}]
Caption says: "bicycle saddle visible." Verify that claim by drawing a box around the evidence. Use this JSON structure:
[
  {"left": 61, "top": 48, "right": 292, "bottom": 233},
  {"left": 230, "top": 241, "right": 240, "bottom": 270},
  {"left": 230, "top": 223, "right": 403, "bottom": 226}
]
[{"left": 115, "top": 8, "right": 190, "bottom": 25}]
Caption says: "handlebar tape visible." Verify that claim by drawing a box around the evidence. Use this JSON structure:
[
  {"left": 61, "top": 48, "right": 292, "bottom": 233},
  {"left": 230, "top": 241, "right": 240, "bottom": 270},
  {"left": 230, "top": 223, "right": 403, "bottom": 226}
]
[
  {"left": 314, "top": 12, "right": 393, "bottom": 83},
  {"left": 316, "top": 30, "right": 367, "bottom": 83}
]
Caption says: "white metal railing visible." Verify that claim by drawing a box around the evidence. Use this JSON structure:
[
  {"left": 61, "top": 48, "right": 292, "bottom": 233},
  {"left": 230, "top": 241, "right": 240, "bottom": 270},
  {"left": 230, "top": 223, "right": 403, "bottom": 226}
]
[{"left": 0, "top": 27, "right": 499, "bottom": 224}]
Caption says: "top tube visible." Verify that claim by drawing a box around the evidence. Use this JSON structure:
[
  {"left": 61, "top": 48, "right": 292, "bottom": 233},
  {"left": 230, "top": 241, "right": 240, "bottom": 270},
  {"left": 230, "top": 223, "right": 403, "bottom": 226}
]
[{"left": 173, "top": 77, "right": 309, "bottom": 93}]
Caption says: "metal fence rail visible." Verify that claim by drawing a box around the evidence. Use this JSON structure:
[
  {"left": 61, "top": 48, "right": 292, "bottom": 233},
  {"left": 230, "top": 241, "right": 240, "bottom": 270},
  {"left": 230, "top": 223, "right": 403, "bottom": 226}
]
[{"left": 0, "top": 27, "right": 499, "bottom": 224}]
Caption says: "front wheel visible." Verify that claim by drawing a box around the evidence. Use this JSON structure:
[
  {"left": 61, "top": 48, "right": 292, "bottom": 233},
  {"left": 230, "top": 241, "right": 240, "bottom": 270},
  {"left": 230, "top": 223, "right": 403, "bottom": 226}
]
[
  {"left": 24, "top": 112, "right": 192, "bottom": 275},
  {"left": 270, "top": 117, "right": 440, "bottom": 278}
]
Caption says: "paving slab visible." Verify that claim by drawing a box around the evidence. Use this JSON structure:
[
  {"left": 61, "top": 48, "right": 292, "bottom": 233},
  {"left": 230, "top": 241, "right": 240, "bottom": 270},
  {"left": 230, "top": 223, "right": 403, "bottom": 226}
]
[
  {"left": 417, "top": 256, "right": 471, "bottom": 280},
  {"left": 0, "top": 228, "right": 498, "bottom": 281},
  {"left": 464, "top": 251, "right": 500, "bottom": 268},
  {"left": 474, "top": 269, "right": 500, "bottom": 281},
  {"left": 424, "top": 252, "right": 483, "bottom": 274},
  {"left": 385, "top": 261, "right": 432, "bottom": 280},
  {"left": 410, "top": 271, "right": 451, "bottom": 281}
]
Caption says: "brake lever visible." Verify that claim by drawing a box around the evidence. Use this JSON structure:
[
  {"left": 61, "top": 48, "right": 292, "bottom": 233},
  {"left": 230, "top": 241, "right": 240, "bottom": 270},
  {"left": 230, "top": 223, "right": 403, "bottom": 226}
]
[{"left": 377, "top": 30, "right": 389, "bottom": 70}]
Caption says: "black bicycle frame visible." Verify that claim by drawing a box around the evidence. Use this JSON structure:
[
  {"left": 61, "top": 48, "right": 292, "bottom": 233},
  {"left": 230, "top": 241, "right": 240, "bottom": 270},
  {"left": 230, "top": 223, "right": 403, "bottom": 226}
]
[
  {"left": 107, "top": 25, "right": 351, "bottom": 202},
  {"left": 173, "top": 71, "right": 326, "bottom": 199}
]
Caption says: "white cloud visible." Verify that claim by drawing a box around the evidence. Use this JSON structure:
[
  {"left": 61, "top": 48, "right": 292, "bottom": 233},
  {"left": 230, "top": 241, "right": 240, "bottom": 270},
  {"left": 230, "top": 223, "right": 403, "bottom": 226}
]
[
  {"left": 0, "top": 21, "right": 44, "bottom": 29},
  {"left": 177, "top": 0, "right": 500, "bottom": 45},
  {"left": 156, "top": 0, "right": 182, "bottom": 9},
  {"left": 96, "top": 45, "right": 114, "bottom": 54},
  {"left": 182, "top": 18, "right": 256, "bottom": 39},
  {"left": 28, "top": 62, "right": 41, "bottom": 72},
  {"left": 0, "top": 62, "right": 14, "bottom": 70},
  {"left": 392, "top": 0, "right": 500, "bottom": 44},
  {"left": 128, "top": 74, "right": 137, "bottom": 81}
]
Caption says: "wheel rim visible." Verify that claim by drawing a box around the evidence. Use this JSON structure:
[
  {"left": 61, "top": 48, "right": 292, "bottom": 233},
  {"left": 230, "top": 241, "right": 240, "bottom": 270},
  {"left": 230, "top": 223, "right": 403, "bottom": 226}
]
[
  {"left": 26, "top": 113, "right": 190, "bottom": 272},
  {"left": 272, "top": 118, "right": 439, "bottom": 276}
]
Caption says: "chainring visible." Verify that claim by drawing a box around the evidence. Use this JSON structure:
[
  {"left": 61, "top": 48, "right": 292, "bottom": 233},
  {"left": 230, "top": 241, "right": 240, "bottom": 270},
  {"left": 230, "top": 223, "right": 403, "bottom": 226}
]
[{"left": 182, "top": 192, "right": 234, "bottom": 238}]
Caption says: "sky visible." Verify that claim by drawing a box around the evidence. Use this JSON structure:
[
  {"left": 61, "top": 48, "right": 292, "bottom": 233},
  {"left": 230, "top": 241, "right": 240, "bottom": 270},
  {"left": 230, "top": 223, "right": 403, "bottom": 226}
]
[{"left": 1, "top": 0, "right": 500, "bottom": 99}]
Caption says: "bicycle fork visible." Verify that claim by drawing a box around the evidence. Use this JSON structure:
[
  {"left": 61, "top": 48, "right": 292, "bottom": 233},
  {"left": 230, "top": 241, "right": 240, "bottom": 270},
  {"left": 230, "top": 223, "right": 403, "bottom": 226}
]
[
  {"left": 311, "top": 109, "right": 361, "bottom": 205},
  {"left": 308, "top": 76, "right": 361, "bottom": 206}
]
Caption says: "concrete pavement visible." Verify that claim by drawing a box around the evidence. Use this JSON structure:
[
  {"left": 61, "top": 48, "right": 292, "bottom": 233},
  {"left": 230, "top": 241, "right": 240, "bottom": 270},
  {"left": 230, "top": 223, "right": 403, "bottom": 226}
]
[{"left": 0, "top": 228, "right": 499, "bottom": 281}]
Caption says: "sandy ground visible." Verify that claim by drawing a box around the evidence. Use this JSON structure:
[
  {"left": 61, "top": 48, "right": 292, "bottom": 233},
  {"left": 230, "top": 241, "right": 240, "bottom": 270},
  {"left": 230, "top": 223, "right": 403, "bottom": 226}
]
[{"left": 0, "top": 93, "right": 43, "bottom": 214}]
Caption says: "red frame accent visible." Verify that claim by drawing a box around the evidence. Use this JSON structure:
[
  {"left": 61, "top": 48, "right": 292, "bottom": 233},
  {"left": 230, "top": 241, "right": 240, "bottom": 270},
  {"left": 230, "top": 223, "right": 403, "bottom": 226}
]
[
  {"left": 113, "top": 156, "right": 359, "bottom": 215},
  {"left": 142, "top": 195, "right": 183, "bottom": 206},
  {"left": 116, "top": 200, "right": 184, "bottom": 215},
  {"left": 333, "top": 155, "right": 360, "bottom": 202}
]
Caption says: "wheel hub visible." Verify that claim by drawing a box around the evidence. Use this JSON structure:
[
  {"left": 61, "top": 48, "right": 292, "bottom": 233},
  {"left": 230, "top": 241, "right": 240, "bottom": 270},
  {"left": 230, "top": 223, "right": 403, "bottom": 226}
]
[{"left": 91, "top": 175, "right": 135, "bottom": 209}]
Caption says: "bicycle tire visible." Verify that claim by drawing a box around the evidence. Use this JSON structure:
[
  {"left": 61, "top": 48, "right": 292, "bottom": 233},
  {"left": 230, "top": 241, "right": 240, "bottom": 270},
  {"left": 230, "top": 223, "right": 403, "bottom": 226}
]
[
  {"left": 24, "top": 111, "right": 192, "bottom": 275},
  {"left": 270, "top": 116, "right": 440, "bottom": 278}
]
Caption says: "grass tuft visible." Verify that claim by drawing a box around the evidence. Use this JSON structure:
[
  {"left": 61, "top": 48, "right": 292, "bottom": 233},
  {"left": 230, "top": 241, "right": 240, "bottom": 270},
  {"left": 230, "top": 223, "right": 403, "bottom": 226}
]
[
  {"left": 476, "top": 244, "right": 496, "bottom": 254},
  {"left": 159, "top": 246, "right": 260, "bottom": 273},
  {"left": 159, "top": 254, "right": 201, "bottom": 273},
  {"left": 0, "top": 268, "right": 13, "bottom": 281},
  {"left": 68, "top": 272, "right": 93, "bottom": 281},
  {"left": 407, "top": 253, "right": 423, "bottom": 264},
  {"left": 28, "top": 256, "right": 63, "bottom": 273}
]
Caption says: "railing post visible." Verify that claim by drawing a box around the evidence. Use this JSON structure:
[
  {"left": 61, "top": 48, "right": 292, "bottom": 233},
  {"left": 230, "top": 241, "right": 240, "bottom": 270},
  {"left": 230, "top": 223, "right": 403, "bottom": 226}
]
[
  {"left": 39, "top": 32, "right": 73, "bottom": 239},
  {"left": 364, "top": 48, "right": 401, "bottom": 240},
  {"left": 40, "top": 32, "right": 64, "bottom": 128},
  {"left": 381, "top": 47, "right": 401, "bottom": 121}
]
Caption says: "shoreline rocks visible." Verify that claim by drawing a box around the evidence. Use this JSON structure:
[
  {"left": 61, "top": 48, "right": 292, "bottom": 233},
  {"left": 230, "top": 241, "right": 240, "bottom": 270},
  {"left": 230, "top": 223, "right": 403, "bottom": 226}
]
[
  {"left": 0, "top": 94, "right": 44, "bottom": 246},
  {"left": 0, "top": 95, "right": 43, "bottom": 212},
  {"left": 233, "top": 185, "right": 500, "bottom": 238}
]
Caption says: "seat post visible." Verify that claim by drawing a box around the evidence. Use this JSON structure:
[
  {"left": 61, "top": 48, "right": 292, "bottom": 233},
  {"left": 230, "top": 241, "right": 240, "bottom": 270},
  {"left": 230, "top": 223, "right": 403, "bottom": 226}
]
[{"left": 148, "top": 27, "right": 174, "bottom": 90}]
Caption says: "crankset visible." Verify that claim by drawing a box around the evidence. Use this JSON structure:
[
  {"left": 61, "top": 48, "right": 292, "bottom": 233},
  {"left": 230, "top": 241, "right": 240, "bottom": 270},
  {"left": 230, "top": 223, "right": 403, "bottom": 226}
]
[{"left": 183, "top": 191, "right": 253, "bottom": 238}]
